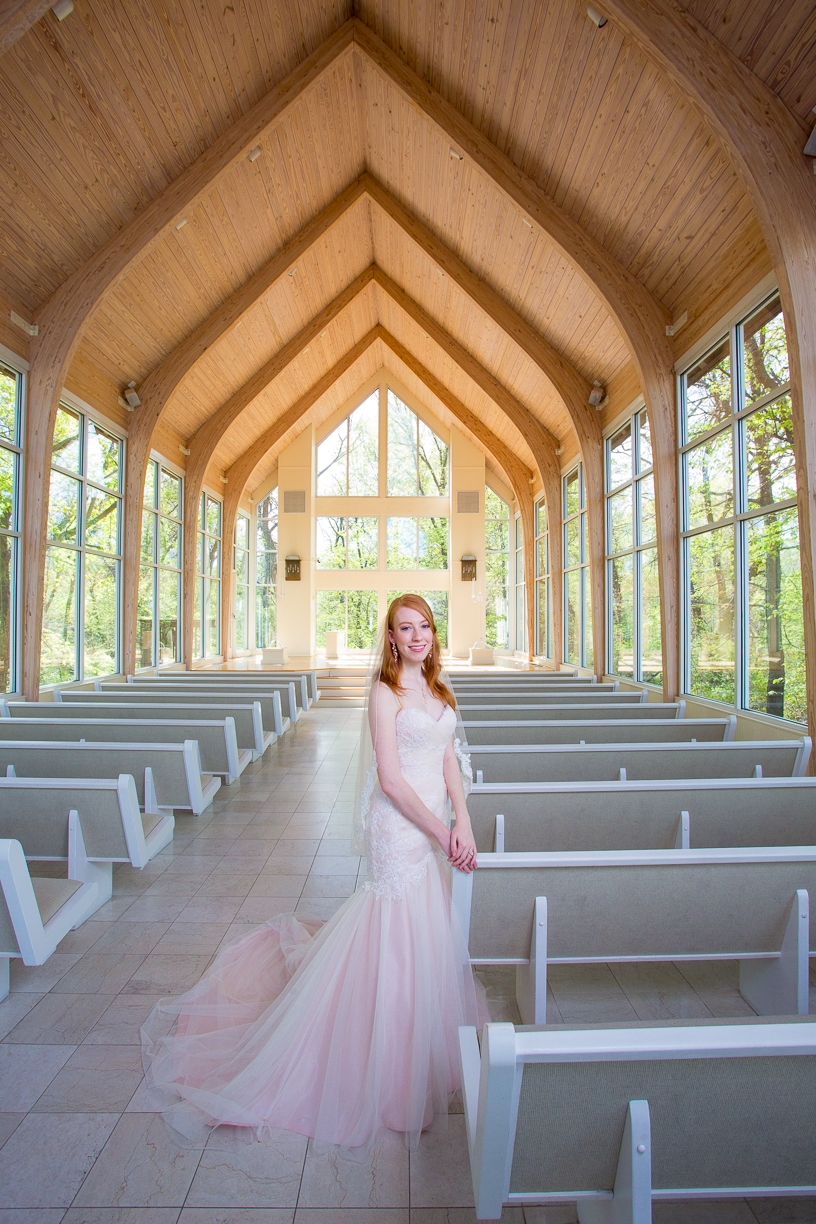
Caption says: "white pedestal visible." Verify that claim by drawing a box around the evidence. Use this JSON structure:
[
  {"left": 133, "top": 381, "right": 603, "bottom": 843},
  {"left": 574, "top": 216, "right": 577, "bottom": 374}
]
[
  {"left": 261, "top": 646, "right": 289, "bottom": 665},
  {"left": 469, "top": 646, "right": 495, "bottom": 665},
  {"left": 325, "top": 630, "right": 346, "bottom": 659}
]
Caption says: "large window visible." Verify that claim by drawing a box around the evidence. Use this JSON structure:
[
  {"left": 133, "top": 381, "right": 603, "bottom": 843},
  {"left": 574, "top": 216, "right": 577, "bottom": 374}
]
[
  {"left": 195, "top": 493, "right": 221, "bottom": 658},
  {"left": 534, "top": 498, "right": 550, "bottom": 658},
  {"left": 315, "top": 590, "right": 379, "bottom": 650},
  {"left": 316, "top": 516, "right": 378, "bottom": 568},
  {"left": 680, "top": 291, "right": 803, "bottom": 722},
  {"left": 485, "top": 485, "right": 509, "bottom": 649},
  {"left": 563, "top": 464, "right": 591, "bottom": 668},
  {"left": 255, "top": 492, "right": 277, "bottom": 648},
  {"left": 514, "top": 515, "right": 526, "bottom": 652},
  {"left": 234, "top": 514, "right": 250, "bottom": 652},
  {"left": 316, "top": 392, "right": 378, "bottom": 496},
  {"left": 138, "top": 459, "right": 182, "bottom": 668},
  {"left": 387, "top": 390, "right": 448, "bottom": 495},
  {"left": 386, "top": 517, "right": 448, "bottom": 569},
  {"left": 0, "top": 362, "right": 22, "bottom": 693},
  {"left": 42, "top": 404, "right": 123, "bottom": 684},
  {"left": 605, "top": 411, "right": 661, "bottom": 684}
]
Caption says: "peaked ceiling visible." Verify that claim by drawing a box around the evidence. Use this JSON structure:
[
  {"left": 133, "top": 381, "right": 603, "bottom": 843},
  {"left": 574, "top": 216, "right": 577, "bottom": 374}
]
[{"left": 1, "top": 0, "right": 810, "bottom": 493}]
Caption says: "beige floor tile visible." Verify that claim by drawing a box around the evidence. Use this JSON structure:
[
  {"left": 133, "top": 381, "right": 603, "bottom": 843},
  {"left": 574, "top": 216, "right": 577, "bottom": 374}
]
[
  {"left": 307, "top": 857, "right": 360, "bottom": 876},
  {"left": 142, "top": 878, "right": 204, "bottom": 898},
  {"left": 3, "top": 992, "right": 117, "bottom": 1045},
  {"left": 296, "top": 1213, "right": 408, "bottom": 1224},
  {"left": 92, "top": 925, "right": 173, "bottom": 956},
  {"left": 87, "top": 899, "right": 138, "bottom": 922},
  {"left": 152, "top": 925, "right": 230, "bottom": 956},
  {"left": 73, "top": 1113, "right": 205, "bottom": 1208},
  {"left": 748, "top": 1199, "right": 816, "bottom": 1222},
  {"left": 0, "top": 1044, "right": 74, "bottom": 1110},
  {"left": 300, "top": 876, "right": 357, "bottom": 900},
  {"left": 608, "top": 961, "right": 712, "bottom": 1021},
  {"left": 294, "top": 899, "right": 346, "bottom": 921},
  {"left": 10, "top": 954, "right": 82, "bottom": 994},
  {"left": 185, "top": 1126, "right": 307, "bottom": 1208},
  {"left": 270, "top": 841, "right": 321, "bottom": 856},
  {"left": 194, "top": 874, "right": 260, "bottom": 897},
  {"left": 0, "top": 1112, "right": 119, "bottom": 1207},
  {"left": 0, "top": 991, "right": 45, "bottom": 1040},
  {"left": 0, "top": 1111, "right": 24, "bottom": 1146},
  {"left": 410, "top": 1117, "right": 474, "bottom": 1209},
  {"left": 121, "top": 953, "right": 212, "bottom": 996},
  {"left": 62, "top": 1209, "right": 182, "bottom": 1222},
  {"left": 118, "top": 899, "right": 191, "bottom": 924},
  {"left": 298, "top": 1130, "right": 408, "bottom": 1208},
  {"left": 652, "top": 1204, "right": 760, "bottom": 1223},
  {"left": 546, "top": 965, "right": 640, "bottom": 1025},
  {"left": 180, "top": 1210, "right": 293, "bottom": 1223},
  {"left": 410, "top": 1211, "right": 524, "bottom": 1223},
  {"left": 261, "top": 857, "right": 315, "bottom": 875},
  {"left": 52, "top": 955, "right": 146, "bottom": 996},
  {"left": 0, "top": 1209, "right": 69, "bottom": 1222},
  {"left": 238, "top": 899, "right": 299, "bottom": 923},
  {"left": 176, "top": 898, "right": 245, "bottom": 924},
  {"left": 182, "top": 840, "right": 238, "bottom": 856},
  {"left": 519, "top": 1210, "right": 578, "bottom": 1223},
  {"left": 57, "top": 922, "right": 116, "bottom": 955},
  {"left": 32, "top": 1045, "right": 144, "bottom": 1113}
]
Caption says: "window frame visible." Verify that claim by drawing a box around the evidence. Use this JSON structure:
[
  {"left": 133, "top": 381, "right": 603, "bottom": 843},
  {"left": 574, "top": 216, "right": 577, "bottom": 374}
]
[
  {"left": 562, "top": 463, "right": 591, "bottom": 668},
  {"left": 534, "top": 497, "right": 550, "bottom": 659},
  {"left": 195, "top": 489, "right": 222, "bottom": 660},
  {"left": 138, "top": 456, "right": 183, "bottom": 670},
  {"left": 0, "top": 353, "right": 24, "bottom": 694}
]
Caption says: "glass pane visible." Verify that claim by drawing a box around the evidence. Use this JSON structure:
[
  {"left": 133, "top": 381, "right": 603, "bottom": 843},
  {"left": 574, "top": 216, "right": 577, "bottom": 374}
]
[
  {"left": 137, "top": 566, "right": 155, "bottom": 668},
  {"left": 160, "top": 471, "right": 180, "bottom": 519},
  {"left": 346, "top": 589, "right": 379, "bottom": 648},
  {"left": 609, "top": 553, "right": 634, "bottom": 678},
  {"left": 747, "top": 508, "right": 805, "bottom": 723},
  {"left": 258, "top": 491, "right": 277, "bottom": 519},
  {"left": 205, "top": 578, "right": 219, "bottom": 656},
  {"left": 387, "top": 590, "right": 448, "bottom": 648},
  {"left": 206, "top": 497, "right": 221, "bottom": 537},
  {"left": 565, "top": 469, "right": 580, "bottom": 517},
  {"left": 743, "top": 295, "right": 789, "bottom": 405},
  {"left": 536, "top": 535, "right": 547, "bottom": 578},
  {"left": 141, "top": 511, "right": 155, "bottom": 564},
  {"left": 608, "top": 487, "right": 632, "bottom": 553},
  {"left": 387, "top": 390, "right": 417, "bottom": 496},
  {"left": 536, "top": 579, "right": 547, "bottom": 656},
  {"left": 194, "top": 579, "right": 203, "bottom": 658},
  {"left": 85, "top": 488, "right": 120, "bottom": 554},
  {"left": 608, "top": 422, "right": 632, "bottom": 489},
  {"left": 159, "top": 517, "right": 180, "bottom": 568},
  {"left": 0, "top": 535, "right": 14, "bottom": 692},
  {"left": 316, "top": 516, "right": 346, "bottom": 569},
  {"left": 565, "top": 569, "right": 580, "bottom": 665},
  {"left": 485, "top": 485, "right": 507, "bottom": 520},
  {"left": 0, "top": 447, "right": 16, "bottom": 531},
  {"left": 566, "top": 517, "right": 581, "bottom": 568},
  {"left": 235, "top": 516, "right": 249, "bottom": 550},
  {"left": 347, "top": 393, "right": 380, "bottom": 496},
  {"left": 684, "top": 339, "right": 731, "bottom": 441},
  {"left": 235, "top": 584, "right": 247, "bottom": 651},
  {"left": 745, "top": 397, "right": 797, "bottom": 509},
  {"left": 86, "top": 421, "right": 120, "bottom": 491},
  {"left": 317, "top": 419, "right": 348, "bottom": 496},
  {"left": 536, "top": 500, "right": 547, "bottom": 538},
  {"left": 584, "top": 570, "right": 594, "bottom": 669},
  {"left": 417, "top": 417, "right": 449, "bottom": 495},
  {"left": 638, "top": 410, "right": 652, "bottom": 471},
  {"left": 47, "top": 471, "right": 80, "bottom": 544},
  {"left": 236, "top": 550, "right": 248, "bottom": 585},
  {"left": 199, "top": 495, "right": 205, "bottom": 533},
  {"left": 638, "top": 473, "right": 656, "bottom": 545},
  {"left": 315, "top": 589, "right": 346, "bottom": 648},
  {"left": 485, "top": 553, "right": 508, "bottom": 648},
  {"left": 347, "top": 517, "right": 379, "bottom": 569},
  {"left": 387, "top": 517, "right": 417, "bottom": 568},
  {"left": 52, "top": 406, "right": 81, "bottom": 472},
  {"left": 206, "top": 537, "right": 220, "bottom": 578},
  {"left": 640, "top": 548, "right": 663, "bottom": 685},
  {"left": 83, "top": 552, "right": 118, "bottom": 678},
  {"left": 688, "top": 526, "right": 735, "bottom": 704},
  {"left": 158, "top": 569, "right": 180, "bottom": 663},
  {"left": 41, "top": 546, "right": 78, "bottom": 684},
  {"left": 685, "top": 429, "right": 733, "bottom": 529},
  {"left": 144, "top": 460, "right": 157, "bottom": 509},
  {"left": 256, "top": 549, "right": 276, "bottom": 585},
  {"left": 419, "top": 516, "right": 448, "bottom": 569},
  {"left": 515, "top": 582, "right": 525, "bottom": 651},
  {"left": 515, "top": 544, "right": 524, "bottom": 585},
  {"left": 256, "top": 510, "right": 277, "bottom": 553},
  {"left": 0, "top": 366, "right": 17, "bottom": 443},
  {"left": 255, "top": 584, "right": 276, "bottom": 649},
  {"left": 485, "top": 518, "right": 508, "bottom": 552},
  {"left": 515, "top": 517, "right": 524, "bottom": 549}
]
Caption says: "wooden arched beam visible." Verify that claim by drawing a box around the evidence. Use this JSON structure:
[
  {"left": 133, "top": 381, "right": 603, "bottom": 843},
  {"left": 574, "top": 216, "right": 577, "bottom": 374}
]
[
  {"left": 20, "top": 21, "right": 355, "bottom": 696},
  {"left": 0, "top": 0, "right": 53, "bottom": 57},
  {"left": 353, "top": 18, "right": 677, "bottom": 691},
  {"left": 600, "top": 0, "right": 816, "bottom": 738},
  {"left": 218, "top": 323, "right": 539, "bottom": 664}
]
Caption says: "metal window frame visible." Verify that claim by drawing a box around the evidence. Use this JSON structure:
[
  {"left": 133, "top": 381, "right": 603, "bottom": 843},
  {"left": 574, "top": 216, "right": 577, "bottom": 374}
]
[
  {"left": 0, "top": 359, "right": 24, "bottom": 694},
  {"left": 485, "top": 484, "right": 510, "bottom": 651},
  {"left": 138, "top": 457, "right": 184, "bottom": 668},
  {"left": 195, "top": 490, "right": 222, "bottom": 659},
  {"left": 563, "top": 464, "right": 590, "bottom": 667}
]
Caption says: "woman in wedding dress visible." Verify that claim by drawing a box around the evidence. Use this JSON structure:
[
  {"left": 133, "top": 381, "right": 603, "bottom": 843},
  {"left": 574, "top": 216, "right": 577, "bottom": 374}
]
[{"left": 141, "top": 593, "right": 486, "bottom": 1150}]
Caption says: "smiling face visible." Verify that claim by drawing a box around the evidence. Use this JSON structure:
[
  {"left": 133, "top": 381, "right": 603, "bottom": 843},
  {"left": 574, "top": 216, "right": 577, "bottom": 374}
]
[{"left": 388, "top": 603, "right": 434, "bottom": 666}]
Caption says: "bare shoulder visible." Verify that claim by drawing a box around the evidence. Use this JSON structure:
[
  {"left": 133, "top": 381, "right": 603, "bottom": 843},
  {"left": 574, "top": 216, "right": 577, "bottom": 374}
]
[{"left": 368, "top": 680, "right": 399, "bottom": 729}]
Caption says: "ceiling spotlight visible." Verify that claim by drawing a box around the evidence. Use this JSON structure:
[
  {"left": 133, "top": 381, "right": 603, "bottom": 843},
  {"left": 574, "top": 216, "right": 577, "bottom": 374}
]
[
  {"left": 175, "top": 217, "right": 188, "bottom": 230},
  {"left": 51, "top": 0, "right": 74, "bottom": 19},
  {"left": 588, "top": 380, "right": 605, "bottom": 408},
  {"left": 123, "top": 380, "right": 141, "bottom": 409},
  {"left": 450, "top": 148, "right": 464, "bottom": 161},
  {"left": 288, "top": 267, "right": 297, "bottom": 277},
  {"left": 522, "top": 219, "right": 534, "bottom": 230},
  {"left": 247, "top": 147, "right": 262, "bottom": 162},
  {"left": 587, "top": 5, "right": 608, "bottom": 26}
]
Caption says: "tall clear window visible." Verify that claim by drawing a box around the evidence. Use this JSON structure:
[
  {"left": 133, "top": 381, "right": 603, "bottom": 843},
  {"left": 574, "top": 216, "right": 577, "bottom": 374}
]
[
  {"left": 605, "top": 411, "right": 661, "bottom": 684},
  {"left": 485, "top": 485, "right": 509, "bottom": 649},
  {"left": 534, "top": 498, "right": 550, "bottom": 658},
  {"left": 0, "top": 363, "right": 22, "bottom": 693},
  {"left": 316, "top": 392, "right": 379, "bottom": 496},
  {"left": 387, "top": 390, "right": 448, "bottom": 495},
  {"left": 680, "top": 291, "right": 802, "bottom": 721},
  {"left": 195, "top": 493, "right": 221, "bottom": 658},
  {"left": 386, "top": 517, "right": 448, "bottom": 569},
  {"left": 316, "top": 516, "right": 379, "bottom": 569},
  {"left": 316, "top": 590, "right": 379, "bottom": 650},
  {"left": 234, "top": 514, "right": 250, "bottom": 652},
  {"left": 138, "top": 459, "right": 182, "bottom": 668},
  {"left": 42, "top": 405, "right": 123, "bottom": 684},
  {"left": 255, "top": 491, "right": 277, "bottom": 648},
  {"left": 563, "top": 464, "right": 591, "bottom": 668},
  {"left": 514, "top": 515, "right": 526, "bottom": 652}
]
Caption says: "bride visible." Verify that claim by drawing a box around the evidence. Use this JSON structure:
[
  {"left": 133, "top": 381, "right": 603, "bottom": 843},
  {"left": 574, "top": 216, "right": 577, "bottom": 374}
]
[{"left": 141, "top": 593, "right": 487, "bottom": 1150}]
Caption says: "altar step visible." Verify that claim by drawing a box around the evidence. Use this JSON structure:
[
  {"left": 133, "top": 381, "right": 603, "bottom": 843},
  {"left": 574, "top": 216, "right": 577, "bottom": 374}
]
[{"left": 316, "top": 666, "right": 368, "bottom": 707}]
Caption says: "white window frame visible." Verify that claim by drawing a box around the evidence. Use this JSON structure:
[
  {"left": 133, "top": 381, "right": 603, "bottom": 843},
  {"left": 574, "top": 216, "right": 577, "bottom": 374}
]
[{"left": 0, "top": 348, "right": 24, "bottom": 694}]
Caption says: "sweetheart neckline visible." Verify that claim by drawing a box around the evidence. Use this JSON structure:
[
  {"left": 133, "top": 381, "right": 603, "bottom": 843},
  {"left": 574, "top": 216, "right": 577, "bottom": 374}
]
[{"left": 396, "top": 704, "right": 453, "bottom": 727}]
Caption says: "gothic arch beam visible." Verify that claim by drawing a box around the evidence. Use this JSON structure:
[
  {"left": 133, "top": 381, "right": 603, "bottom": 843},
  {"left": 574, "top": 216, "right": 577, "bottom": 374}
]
[{"left": 600, "top": 0, "right": 816, "bottom": 738}]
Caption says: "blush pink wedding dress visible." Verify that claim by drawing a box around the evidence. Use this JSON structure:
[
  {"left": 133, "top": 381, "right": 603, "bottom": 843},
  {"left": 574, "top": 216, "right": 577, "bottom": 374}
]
[{"left": 141, "top": 704, "right": 486, "bottom": 1150}]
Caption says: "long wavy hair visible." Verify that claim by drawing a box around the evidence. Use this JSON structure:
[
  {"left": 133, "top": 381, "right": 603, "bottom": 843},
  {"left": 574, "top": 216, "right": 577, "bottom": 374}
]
[{"left": 379, "top": 594, "right": 456, "bottom": 710}]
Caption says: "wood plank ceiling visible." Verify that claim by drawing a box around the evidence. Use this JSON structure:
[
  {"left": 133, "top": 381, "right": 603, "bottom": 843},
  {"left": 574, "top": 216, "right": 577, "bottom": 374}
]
[{"left": 0, "top": 0, "right": 810, "bottom": 495}]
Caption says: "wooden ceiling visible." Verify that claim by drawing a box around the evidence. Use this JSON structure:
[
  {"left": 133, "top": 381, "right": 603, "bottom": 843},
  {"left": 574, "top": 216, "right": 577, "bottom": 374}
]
[{"left": 1, "top": 0, "right": 810, "bottom": 495}]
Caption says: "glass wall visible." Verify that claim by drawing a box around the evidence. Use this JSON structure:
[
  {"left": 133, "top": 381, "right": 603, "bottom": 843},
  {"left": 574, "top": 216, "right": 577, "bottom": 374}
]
[
  {"left": 514, "top": 515, "right": 526, "bottom": 652},
  {"left": 563, "top": 464, "right": 591, "bottom": 668},
  {"left": 679, "top": 291, "right": 803, "bottom": 722},
  {"left": 255, "top": 491, "right": 277, "bottom": 648},
  {"left": 605, "top": 410, "right": 661, "bottom": 684},
  {"left": 234, "top": 514, "right": 250, "bottom": 652},
  {"left": 534, "top": 498, "right": 550, "bottom": 658},
  {"left": 485, "top": 485, "right": 509, "bottom": 649},
  {"left": 42, "top": 404, "right": 123, "bottom": 684},
  {"left": 0, "top": 362, "right": 22, "bottom": 693},
  {"left": 194, "top": 493, "right": 221, "bottom": 658},
  {"left": 138, "top": 459, "right": 182, "bottom": 668}
]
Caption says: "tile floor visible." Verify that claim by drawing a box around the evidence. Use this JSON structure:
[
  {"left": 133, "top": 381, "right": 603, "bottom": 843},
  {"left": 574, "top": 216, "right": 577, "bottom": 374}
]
[{"left": 0, "top": 704, "right": 815, "bottom": 1224}]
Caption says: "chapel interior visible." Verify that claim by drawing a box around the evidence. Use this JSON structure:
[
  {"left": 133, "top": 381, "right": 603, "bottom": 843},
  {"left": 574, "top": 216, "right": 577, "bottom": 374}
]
[{"left": 0, "top": 0, "right": 816, "bottom": 1219}]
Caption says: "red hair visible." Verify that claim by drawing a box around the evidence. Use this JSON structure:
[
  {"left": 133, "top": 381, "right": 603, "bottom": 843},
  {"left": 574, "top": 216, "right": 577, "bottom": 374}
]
[{"left": 380, "top": 594, "right": 456, "bottom": 710}]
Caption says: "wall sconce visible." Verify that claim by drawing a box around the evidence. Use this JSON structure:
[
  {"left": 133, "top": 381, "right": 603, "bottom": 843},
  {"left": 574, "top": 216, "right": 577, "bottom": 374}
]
[
  {"left": 461, "top": 555, "right": 477, "bottom": 582},
  {"left": 285, "top": 555, "right": 301, "bottom": 581}
]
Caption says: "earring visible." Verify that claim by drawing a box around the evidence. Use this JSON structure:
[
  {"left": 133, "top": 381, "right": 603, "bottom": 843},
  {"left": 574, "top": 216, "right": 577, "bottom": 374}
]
[{"left": 391, "top": 641, "right": 399, "bottom": 663}]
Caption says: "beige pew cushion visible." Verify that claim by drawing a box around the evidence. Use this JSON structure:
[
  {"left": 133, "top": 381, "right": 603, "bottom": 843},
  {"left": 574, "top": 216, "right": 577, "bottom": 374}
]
[{"left": 31, "top": 877, "right": 83, "bottom": 925}]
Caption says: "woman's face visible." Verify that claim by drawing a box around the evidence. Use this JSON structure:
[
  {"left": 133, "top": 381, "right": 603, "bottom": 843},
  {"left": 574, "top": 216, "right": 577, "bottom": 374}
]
[{"left": 389, "top": 605, "right": 434, "bottom": 665}]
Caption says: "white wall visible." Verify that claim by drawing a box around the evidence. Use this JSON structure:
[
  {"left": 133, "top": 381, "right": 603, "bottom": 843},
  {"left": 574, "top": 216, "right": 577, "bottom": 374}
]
[
  {"left": 276, "top": 427, "right": 315, "bottom": 657},
  {"left": 449, "top": 429, "right": 486, "bottom": 656}
]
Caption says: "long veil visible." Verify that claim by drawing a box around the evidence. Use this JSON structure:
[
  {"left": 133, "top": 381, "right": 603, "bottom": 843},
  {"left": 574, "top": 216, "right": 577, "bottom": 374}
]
[{"left": 351, "top": 618, "right": 473, "bottom": 855}]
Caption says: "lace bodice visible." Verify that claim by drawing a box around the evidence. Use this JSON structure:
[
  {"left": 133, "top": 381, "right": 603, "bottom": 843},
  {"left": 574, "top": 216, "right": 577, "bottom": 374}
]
[{"left": 363, "top": 705, "right": 460, "bottom": 901}]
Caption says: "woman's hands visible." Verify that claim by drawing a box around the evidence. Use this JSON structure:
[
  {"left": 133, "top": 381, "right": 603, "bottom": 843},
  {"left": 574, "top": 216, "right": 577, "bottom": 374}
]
[{"left": 449, "top": 822, "right": 477, "bottom": 873}]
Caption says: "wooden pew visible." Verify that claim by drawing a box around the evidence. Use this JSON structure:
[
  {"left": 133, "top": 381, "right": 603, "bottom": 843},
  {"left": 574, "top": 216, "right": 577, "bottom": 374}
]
[
  {"left": 469, "top": 738, "right": 811, "bottom": 785},
  {"left": 0, "top": 739, "right": 220, "bottom": 815},
  {"left": 120, "top": 673, "right": 308, "bottom": 714},
  {"left": 467, "top": 776, "right": 816, "bottom": 853},
  {"left": 455, "top": 690, "right": 645, "bottom": 707},
  {"left": 42, "top": 695, "right": 275, "bottom": 755},
  {"left": 137, "top": 668, "right": 320, "bottom": 704},
  {"left": 464, "top": 716, "right": 736, "bottom": 745},
  {"left": 459, "top": 702, "right": 686, "bottom": 722},
  {"left": 452, "top": 848, "right": 816, "bottom": 1021},
  {"left": 87, "top": 681, "right": 293, "bottom": 731},
  {"left": 459, "top": 1018, "right": 816, "bottom": 1221},
  {"left": 452, "top": 680, "right": 618, "bottom": 694}
]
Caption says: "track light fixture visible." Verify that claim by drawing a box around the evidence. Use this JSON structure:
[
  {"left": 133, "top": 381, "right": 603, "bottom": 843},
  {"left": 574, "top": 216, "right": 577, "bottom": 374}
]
[
  {"left": 588, "top": 380, "right": 605, "bottom": 408},
  {"left": 51, "top": 0, "right": 74, "bottom": 19},
  {"left": 450, "top": 148, "right": 463, "bottom": 161},
  {"left": 247, "top": 147, "right": 262, "bottom": 162},
  {"left": 587, "top": 5, "right": 608, "bottom": 27},
  {"left": 123, "top": 380, "right": 141, "bottom": 409}
]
